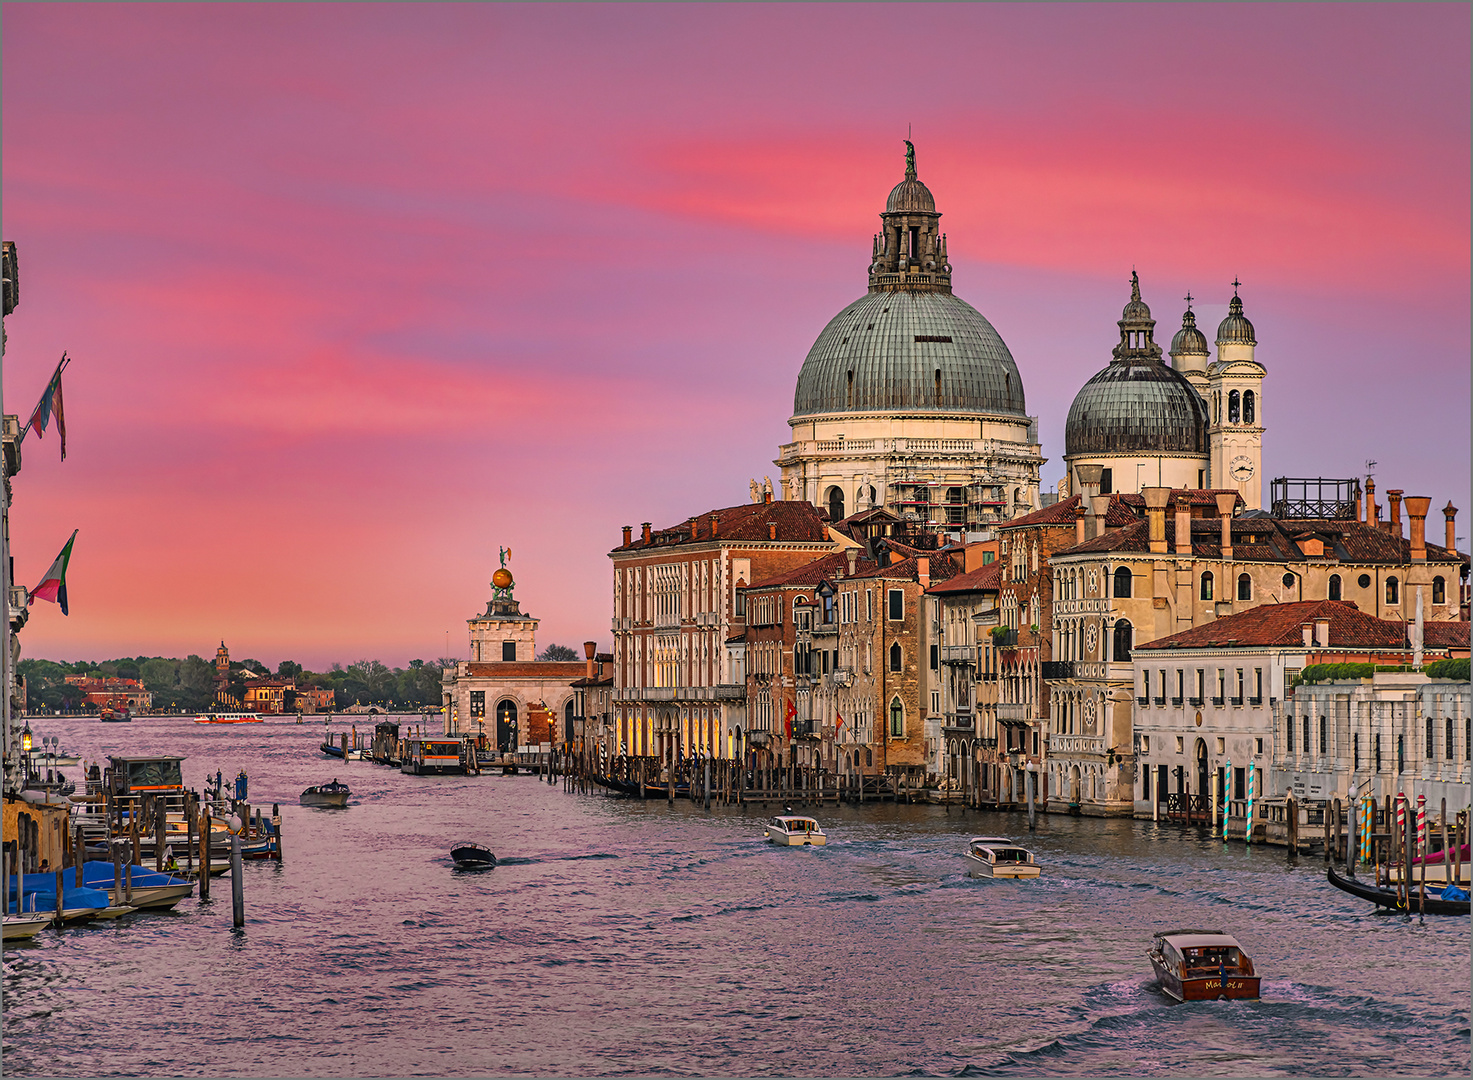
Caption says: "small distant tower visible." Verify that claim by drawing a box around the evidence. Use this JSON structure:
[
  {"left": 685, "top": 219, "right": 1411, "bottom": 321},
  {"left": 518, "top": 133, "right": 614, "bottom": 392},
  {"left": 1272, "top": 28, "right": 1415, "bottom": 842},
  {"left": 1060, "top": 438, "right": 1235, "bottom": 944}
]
[
  {"left": 1207, "top": 283, "right": 1266, "bottom": 508},
  {"left": 468, "top": 549, "right": 539, "bottom": 663},
  {"left": 215, "top": 641, "right": 230, "bottom": 680}
]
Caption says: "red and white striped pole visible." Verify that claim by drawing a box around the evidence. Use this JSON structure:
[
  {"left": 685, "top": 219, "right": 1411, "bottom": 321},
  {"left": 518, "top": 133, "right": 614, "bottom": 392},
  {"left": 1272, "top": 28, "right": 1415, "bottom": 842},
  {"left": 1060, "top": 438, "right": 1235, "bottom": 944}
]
[{"left": 1416, "top": 792, "right": 1427, "bottom": 859}]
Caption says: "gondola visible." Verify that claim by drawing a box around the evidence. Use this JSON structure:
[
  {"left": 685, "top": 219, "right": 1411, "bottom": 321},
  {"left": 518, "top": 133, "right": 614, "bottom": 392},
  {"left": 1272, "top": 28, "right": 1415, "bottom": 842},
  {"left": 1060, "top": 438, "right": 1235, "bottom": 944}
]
[
  {"left": 1326, "top": 864, "right": 1471, "bottom": 916},
  {"left": 450, "top": 843, "right": 496, "bottom": 870}
]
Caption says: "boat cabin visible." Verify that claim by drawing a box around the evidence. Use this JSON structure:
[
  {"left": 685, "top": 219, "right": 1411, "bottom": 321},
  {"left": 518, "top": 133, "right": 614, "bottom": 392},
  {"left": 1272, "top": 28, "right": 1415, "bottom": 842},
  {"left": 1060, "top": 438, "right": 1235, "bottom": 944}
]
[
  {"left": 770, "top": 816, "right": 820, "bottom": 834},
  {"left": 1150, "top": 931, "right": 1260, "bottom": 1001},
  {"left": 107, "top": 756, "right": 185, "bottom": 798},
  {"left": 400, "top": 737, "right": 466, "bottom": 776}
]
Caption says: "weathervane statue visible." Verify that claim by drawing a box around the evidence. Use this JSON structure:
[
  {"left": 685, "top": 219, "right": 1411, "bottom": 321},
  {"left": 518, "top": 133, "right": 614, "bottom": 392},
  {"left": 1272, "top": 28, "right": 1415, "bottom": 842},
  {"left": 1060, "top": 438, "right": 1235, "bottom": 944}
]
[{"left": 491, "top": 546, "right": 515, "bottom": 600}]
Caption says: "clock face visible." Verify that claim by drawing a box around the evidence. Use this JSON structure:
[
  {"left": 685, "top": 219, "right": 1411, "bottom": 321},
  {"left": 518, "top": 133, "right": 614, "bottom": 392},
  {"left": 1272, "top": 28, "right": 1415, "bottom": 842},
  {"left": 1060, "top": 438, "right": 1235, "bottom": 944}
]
[{"left": 1230, "top": 455, "right": 1255, "bottom": 482}]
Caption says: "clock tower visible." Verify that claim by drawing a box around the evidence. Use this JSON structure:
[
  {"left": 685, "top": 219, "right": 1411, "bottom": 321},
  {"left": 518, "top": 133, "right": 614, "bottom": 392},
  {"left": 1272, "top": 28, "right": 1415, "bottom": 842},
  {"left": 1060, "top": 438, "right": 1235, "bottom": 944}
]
[{"left": 1207, "top": 284, "right": 1266, "bottom": 509}]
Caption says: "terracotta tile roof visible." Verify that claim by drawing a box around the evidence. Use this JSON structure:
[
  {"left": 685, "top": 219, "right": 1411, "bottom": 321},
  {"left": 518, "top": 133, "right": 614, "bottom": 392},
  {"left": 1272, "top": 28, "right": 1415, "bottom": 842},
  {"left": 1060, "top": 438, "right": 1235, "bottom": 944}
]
[
  {"left": 999, "top": 493, "right": 1141, "bottom": 531},
  {"left": 748, "top": 551, "right": 868, "bottom": 591},
  {"left": 848, "top": 552, "right": 962, "bottom": 584},
  {"left": 926, "top": 560, "right": 1003, "bottom": 595},
  {"left": 614, "top": 500, "right": 832, "bottom": 552},
  {"left": 1057, "top": 513, "right": 1470, "bottom": 565},
  {"left": 1116, "top": 489, "right": 1245, "bottom": 510},
  {"left": 461, "top": 662, "right": 588, "bottom": 679},
  {"left": 1137, "top": 600, "right": 1411, "bottom": 651},
  {"left": 1422, "top": 621, "right": 1470, "bottom": 648}
]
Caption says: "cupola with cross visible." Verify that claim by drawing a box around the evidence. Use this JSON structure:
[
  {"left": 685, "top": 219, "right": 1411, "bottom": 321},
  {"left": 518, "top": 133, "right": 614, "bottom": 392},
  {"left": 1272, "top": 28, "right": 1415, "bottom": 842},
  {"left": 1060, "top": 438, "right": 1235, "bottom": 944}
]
[{"left": 1206, "top": 280, "right": 1267, "bottom": 510}]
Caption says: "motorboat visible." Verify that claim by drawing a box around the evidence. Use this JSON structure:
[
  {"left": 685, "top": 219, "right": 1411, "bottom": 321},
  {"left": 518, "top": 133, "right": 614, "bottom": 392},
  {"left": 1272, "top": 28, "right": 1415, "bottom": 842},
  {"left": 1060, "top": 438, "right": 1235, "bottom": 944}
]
[
  {"left": 194, "top": 713, "right": 263, "bottom": 724},
  {"left": 964, "top": 836, "right": 1041, "bottom": 879},
  {"left": 763, "top": 815, "right": 826, "bottom": 846},
  {"left": 66, "top": 864, "right": 195, "bottom": 910},
  {"left": 100, "top": 707, "right": 132, "bottom": 723},
  {"left": 3, "top": 913, "right": 55, "bottom": 941},
  {"left": 450, "top": 843, "right": 497, "bottom": 870},
  {"left": 300, "top": 780, "right": 351, "bottom": 808},
  {"left": 1149, "top": 930, "right": 1261, "bottom": 1001}
]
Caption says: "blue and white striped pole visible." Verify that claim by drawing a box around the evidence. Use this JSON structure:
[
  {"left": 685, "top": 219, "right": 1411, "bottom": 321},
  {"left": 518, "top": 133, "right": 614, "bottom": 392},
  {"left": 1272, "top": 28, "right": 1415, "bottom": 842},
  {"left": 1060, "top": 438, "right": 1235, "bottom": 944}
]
[{"left": 1245, "top": 762, "right": 1255, "bottom": 844}]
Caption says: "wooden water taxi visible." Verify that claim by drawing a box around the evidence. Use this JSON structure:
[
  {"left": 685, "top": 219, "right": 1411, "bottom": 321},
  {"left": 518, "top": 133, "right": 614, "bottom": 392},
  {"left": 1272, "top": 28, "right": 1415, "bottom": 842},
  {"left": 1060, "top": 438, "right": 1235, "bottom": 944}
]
[
  {"left": 964, "top": 836, "right": 1041, "bottom": 878},
  {"left": 1149, "top": 930, "right": 1260, "bottom": 1001},
  {"left": 763, "top": 815, "right": 826, "bottom": 846}
]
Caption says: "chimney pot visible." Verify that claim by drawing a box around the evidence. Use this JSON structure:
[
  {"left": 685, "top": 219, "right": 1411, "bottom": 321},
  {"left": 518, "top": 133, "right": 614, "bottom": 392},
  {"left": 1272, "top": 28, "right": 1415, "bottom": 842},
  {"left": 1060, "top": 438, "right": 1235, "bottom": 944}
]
[
  {"left": 767, "top": 521, "right": 777, "bottom": 540},
  {"left": 1365, "top": 477, "right": 1377, "bottom": 525},
  {"left": 1406, "top": 496, "right": 1431, "bottom": 563},
  {"left": 846, "top": 548, "right": 858, "bottom": 576},
  {"left": 1444, "top": 502, "right": 1458, "bottom": 551},
  {"left": 710, "top": 513, "right": 720, "bottom": 539},
  {"left": 691, "top": 519, "right": 699, "bottom": 541},
  {"left": 1074, "top": 501, "right": 1087, "bottom": 546},
  {"left": 918, "top": 556, "right": 930, "bottom": 590},
  {"left": 1314, "top": 617, "right": 1331, "bottom": 648},
  {"left": 1174, "top": 494, "right": 1192, "bottom": 555},
  {"left": 641, "top": 522, "right": 652, "bottom": 544},
  {"left": 1214, "top": 492, "right": 1237, "bottom": 559},
  {"left": 622, "top": 525, "right": 633, "bottom": 546},
  {"left": 1387, "top": 490, "right": 1404, "bottom": 537},
  {"left": 1301, "top": 623, "right": 1313, "bottom": 648},
  {"left": 1144, "top": 487, "right": 1170, "bottom": 553},
  {"left": 1090, "top": 495, "right": 1111, "bottom": 540}
]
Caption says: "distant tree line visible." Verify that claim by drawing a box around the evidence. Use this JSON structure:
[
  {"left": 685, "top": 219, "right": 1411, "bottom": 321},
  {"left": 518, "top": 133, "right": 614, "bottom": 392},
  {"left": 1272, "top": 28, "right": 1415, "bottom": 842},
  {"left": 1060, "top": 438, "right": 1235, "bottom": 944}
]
[{"left": 18, "top": 654, "right": 454, "bottom": 714}]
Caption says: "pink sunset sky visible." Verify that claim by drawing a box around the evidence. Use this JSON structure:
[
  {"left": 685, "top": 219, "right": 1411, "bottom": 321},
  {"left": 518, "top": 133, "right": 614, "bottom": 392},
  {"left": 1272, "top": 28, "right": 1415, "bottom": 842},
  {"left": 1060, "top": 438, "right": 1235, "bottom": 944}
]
[{"left": 2, "top": 4, "right": 1468, "bottom": 671}]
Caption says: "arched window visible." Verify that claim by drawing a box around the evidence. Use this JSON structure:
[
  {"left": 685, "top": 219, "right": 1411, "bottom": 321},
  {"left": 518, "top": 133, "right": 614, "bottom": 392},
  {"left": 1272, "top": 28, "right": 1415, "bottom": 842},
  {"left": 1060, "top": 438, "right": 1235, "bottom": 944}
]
[
  {"left": 1113, "top": 620, "right": 1133, "bottom": 662},
  {"left": 889, "top": 696, "right": 904, "bottom": 737},
  {"left": 1228, "top": 390, "right": 1241, "bottom": 423},
  {"left": 1201, "top": 572, "right": 1214, "bottom": 601},
  {"left": 1396, "top": 734, "right": 1404, "bottom": 772},
  {"left": 826, "top": 486, "right": 845, "bottom": 523},
  {"left": 1385, "top": 576, "right": 1399, "bottom": 604},
  {"left": 1237, "top": 573, "right": 1252, "bottom": 601},
  {"left": 1243, "top": 390, "right": 1255, "bottom": 424},
  {"left": 1328, "top": 574, "right": 1341, "bottom": 601},
  {"left": 1426, "top": 717, "right": 1435, "bottom": 761},
  {"left": 1113, "top": 567, "right": 1132, "bottom": 598},
  {"left": 564, "top": 699, "right": 575, "bottom": 744},
  {"left": 1433, "top": 576, "right": 1446, "bottom": 604},
  {"left": 1447, "top": 717, "right": 1455, "bottom": 761},
  {"left": 889, "top": 642, "right": 902, "bottom": 671}
]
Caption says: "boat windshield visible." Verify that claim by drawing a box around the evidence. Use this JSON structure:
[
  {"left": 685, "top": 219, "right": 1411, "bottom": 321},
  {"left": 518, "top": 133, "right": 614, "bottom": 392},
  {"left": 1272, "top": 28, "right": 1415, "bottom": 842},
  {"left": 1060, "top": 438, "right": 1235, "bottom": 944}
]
[
  {"left": 1183, "top": 947, "right": 1241, "bottom": 973},
  {"left": 992, "top": 848, "right": 1031, "bottom": 863}
]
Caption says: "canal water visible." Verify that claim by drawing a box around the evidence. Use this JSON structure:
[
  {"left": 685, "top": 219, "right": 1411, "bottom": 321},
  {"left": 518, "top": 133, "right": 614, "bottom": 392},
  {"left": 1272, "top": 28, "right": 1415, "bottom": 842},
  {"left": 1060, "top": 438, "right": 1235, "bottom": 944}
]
[{"left": 4, "top": 715, "right": 1469, "bottom": 1077}]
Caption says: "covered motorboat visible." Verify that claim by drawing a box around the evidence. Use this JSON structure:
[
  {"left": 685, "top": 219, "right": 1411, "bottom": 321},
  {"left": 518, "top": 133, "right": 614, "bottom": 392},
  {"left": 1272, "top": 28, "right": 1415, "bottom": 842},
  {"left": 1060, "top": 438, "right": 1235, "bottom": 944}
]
[
  {"left": 301, "top": 780, "right": 351, "bottom": 808},
  {"left": 964, "top": 836, "right": 1041, "bottom": 878},
  {"left": 451, "top": 843, "right": 496, "bottom": 870}
]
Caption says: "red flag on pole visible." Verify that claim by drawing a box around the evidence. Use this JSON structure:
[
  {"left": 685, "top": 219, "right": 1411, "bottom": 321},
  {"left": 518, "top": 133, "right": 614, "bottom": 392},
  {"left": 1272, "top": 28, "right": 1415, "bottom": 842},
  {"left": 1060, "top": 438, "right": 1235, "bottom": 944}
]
[{"left": 784, "top": 699, "right": 796, "bottom": 739}]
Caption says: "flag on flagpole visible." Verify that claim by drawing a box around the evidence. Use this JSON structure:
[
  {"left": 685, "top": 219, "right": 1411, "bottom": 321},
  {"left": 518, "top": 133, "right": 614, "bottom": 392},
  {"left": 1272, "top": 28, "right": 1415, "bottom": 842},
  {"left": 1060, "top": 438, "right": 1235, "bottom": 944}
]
[
  {"left": 835, "top": 711, "right": 844, "bottom": 732},
  {"left": 784, "top": 699, "right": 796, "bottom": 740},
  {"left": 23, "top": 353, "right": 69, "bottom": 461},
  {"left": 29, "top": 530, "right": 77, "bottom": 615}
]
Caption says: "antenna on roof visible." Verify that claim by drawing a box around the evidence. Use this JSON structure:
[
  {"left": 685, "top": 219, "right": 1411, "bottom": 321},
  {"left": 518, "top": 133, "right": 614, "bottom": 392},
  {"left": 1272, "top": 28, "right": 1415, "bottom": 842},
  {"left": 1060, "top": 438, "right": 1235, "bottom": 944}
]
[{"left": 1365, "top": 459, "right": 1377, "bottom": 478}]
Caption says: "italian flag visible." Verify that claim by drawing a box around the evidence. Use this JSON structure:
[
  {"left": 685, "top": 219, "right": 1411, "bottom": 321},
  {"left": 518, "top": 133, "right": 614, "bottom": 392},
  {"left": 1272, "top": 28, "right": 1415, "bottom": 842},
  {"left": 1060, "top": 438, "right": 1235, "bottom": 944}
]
[{"left": 29, "top": 530, "right": 77, "bottom": 615}]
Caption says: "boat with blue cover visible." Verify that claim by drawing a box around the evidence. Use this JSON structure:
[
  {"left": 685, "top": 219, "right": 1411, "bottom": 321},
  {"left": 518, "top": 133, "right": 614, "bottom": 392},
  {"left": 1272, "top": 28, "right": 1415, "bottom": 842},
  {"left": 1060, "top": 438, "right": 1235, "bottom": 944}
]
[
  {"left": 62, "top": 863, "right": 195, "bottom": 910},
  {"left": 7, "top": 876, "right": 119, "bottom": 921}
]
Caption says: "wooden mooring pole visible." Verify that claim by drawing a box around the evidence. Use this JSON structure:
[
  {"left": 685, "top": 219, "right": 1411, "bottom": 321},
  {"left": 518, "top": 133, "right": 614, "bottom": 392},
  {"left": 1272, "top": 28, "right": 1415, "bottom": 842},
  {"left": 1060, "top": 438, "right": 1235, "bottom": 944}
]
[
  {"left": 199, "top": 810, "right": 211, "bottom": 901},
  {"left": 230, "top": 832, "right": 244, "bottom": 929}
]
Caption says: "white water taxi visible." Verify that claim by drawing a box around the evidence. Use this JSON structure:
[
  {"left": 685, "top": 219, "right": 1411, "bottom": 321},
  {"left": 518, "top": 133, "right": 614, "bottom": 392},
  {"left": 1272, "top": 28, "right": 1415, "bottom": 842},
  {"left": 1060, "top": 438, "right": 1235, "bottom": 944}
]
[
  {"left": 964, "top": 836, "right": 1041, "bottom": 878},
  {"left": 764, "top": 815, "right": 827, "bottom": 846}
]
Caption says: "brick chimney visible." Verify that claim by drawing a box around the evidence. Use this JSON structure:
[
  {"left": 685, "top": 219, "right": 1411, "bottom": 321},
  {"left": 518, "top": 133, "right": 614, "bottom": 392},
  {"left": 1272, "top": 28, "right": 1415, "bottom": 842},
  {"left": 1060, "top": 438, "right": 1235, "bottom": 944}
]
[
  {"left": 584, "top": 640, "right": 597, "bottom": 678},
  {"left": 1144, "top": 487, "right": 1171, "bottom": 554},
  {"left": 767, "top": 521, "right": 777, "bottom": 540},
  {"left": 1215, "top": 492, "right": 1237, "bottom": 560},
  {"left": 1405, "top": 496, "right": 1431, "bottom": 563},
  {"left": 710, "top": 514, "right": 719, "bottom": 538},
  {"left": 1074, "top": 500, "right": 1087, "bottom": 546},
  {"left": 763, "top": 488, "right": 773, "bottom": 505},
  {"left": 1444, "top": 502, "right": 1458, "bottom": 551},
  {"left": 1174, "top": 493, "right": 1192, "bottom": 555},
  {"left": 641, "top": 522, "right": 652, "bottom": 544},
  {"left": 1386, "top": 490, "right": 1404, "bottom": 537},
  {"left": 622, "top": 525, "right": 632, "bottom": 546},
  {"left": 918, "top": 556, "right": 930, "bottom": 591},
  {"left": 1365, "top": 477, "right": 1377, "bottom": 525},
  {"left": 691, "top": 519, "right": 699, "bottom": 541}
]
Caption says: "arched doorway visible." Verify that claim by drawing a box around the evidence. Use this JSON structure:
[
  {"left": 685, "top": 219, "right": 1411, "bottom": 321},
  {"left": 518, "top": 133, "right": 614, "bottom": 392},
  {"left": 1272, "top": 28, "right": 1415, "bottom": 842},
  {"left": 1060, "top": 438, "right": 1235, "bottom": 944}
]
[
  {"left": 1195, "top": 737, "right": 1208, "bottom": 797},
  {"left": 496, "top": 700, "right": 518, "bottom": 752},
  {"left": 1069, "top": 765, "right": 1081, "bottom": 806}
]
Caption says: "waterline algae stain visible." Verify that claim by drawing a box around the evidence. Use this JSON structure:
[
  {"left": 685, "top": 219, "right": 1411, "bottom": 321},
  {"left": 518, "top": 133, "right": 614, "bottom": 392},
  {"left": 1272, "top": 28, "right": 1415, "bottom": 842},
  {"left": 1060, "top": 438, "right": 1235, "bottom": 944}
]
[{"left": 3, "top": 716, "right": 1469, "bottom": 1077}]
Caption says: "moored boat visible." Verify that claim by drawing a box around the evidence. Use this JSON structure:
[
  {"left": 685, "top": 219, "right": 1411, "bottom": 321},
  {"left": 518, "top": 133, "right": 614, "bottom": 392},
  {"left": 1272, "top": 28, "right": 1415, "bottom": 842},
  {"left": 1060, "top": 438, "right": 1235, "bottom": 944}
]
[
  {"left": 450, "top": 843, "right": 496, "bottom": 869},
  {"left": 763, "top": 815, "right": 827, "bottom": 846},
  {"left": 1149, "top": 930, "right": 1260, "bottom": 1001},
  {"left": 964, "top": 836, "right": 1041, "bottom": 879},
  {"left": 1326, "top": 864, "right": 1471, "bottom": 916},
  {"left": 2, "top": 912, "right": 55, "bottom": 940},
  {"left": 301, "top": 780, "right": 350, "bottom": 808}
]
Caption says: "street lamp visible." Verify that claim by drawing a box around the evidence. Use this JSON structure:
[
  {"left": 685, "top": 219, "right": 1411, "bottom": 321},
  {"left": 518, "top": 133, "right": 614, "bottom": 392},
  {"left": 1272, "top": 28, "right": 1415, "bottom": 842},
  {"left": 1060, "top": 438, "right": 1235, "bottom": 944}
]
[{"left": 21, "top": 721, "right": 32, "bottom": 753}]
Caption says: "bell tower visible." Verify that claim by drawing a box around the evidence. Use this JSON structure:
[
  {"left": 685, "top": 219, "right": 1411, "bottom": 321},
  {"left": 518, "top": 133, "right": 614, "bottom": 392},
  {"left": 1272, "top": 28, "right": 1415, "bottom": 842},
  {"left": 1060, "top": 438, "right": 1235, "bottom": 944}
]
[{"left": 1207, "top": 283, "right": 1267, "bottom": 509}]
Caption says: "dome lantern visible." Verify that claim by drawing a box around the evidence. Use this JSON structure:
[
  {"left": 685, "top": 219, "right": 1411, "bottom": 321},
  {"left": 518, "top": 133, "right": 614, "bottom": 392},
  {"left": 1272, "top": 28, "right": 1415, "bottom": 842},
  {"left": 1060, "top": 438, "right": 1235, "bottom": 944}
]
[{"left": 868, "top": 140, "right": 951, "bottom": 294}]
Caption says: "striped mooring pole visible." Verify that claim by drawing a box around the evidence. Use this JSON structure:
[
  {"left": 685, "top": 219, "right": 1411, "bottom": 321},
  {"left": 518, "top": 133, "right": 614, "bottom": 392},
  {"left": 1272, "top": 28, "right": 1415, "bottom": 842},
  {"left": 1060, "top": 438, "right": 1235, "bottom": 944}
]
[
  {"left": 1245, "top": 763, "right": 1255, "bottom": 844},
  {"left": 1360, "top": 796, "right": 1373, "bottom": 865},
  {"left": 1416, "top": 792, "right": 1427, "bottom": 858}
]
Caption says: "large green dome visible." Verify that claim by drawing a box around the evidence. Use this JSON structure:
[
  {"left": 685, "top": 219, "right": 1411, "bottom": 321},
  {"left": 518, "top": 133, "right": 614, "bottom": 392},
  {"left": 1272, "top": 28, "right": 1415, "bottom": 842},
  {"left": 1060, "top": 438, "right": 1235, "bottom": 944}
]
[{"left": 791, "top": 290, "right": 1027, "bottom": 418}]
